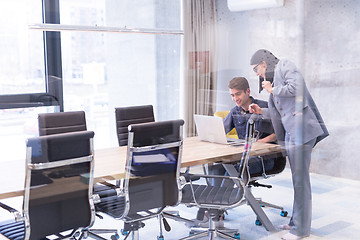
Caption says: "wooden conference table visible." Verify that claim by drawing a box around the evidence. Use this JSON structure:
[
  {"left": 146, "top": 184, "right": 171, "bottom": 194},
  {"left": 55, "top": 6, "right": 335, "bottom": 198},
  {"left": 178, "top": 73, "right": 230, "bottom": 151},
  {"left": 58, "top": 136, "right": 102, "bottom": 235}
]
[
  {"left": 94, "top": 137, "right": 284, "bottom": 184},
  {"left": 0, "top": 137, "right": 284, "bottom": 231}
]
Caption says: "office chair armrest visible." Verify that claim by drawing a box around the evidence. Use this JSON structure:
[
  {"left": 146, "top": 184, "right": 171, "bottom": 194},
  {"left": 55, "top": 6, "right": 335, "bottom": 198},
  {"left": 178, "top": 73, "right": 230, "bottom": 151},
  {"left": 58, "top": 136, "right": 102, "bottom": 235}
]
[
  {"left": 103, "top": 182, "right": 125, "bottom": 197},
  {"left": 93, "top": 182, "right": 126, "bottom": 207},
  {"left": 0, "top": 202, "right": 17, "bottom": 213},
  {"left": 0, "top": 202, "right": 23, "bottom": 222},
  {"left": 180, "top": 166, "right": 201, "bottom": 182},
  {"left": 180, "top": 171, "right": 200, "bottom": 182}
]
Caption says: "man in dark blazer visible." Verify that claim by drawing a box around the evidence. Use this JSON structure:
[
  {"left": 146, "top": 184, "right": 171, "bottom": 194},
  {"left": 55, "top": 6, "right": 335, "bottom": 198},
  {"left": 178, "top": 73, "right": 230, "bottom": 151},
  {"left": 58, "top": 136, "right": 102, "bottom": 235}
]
[{"left": 249, "top": 49, "right": 329, "bottom": 240}]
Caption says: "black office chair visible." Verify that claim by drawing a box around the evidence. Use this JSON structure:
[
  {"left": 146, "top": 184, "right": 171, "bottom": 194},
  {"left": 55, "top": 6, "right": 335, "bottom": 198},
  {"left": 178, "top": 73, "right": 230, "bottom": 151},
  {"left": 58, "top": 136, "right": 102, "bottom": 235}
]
[
  {"left": 114, "top": 105, "right": 195, "bottom": 225},
  {"left": 225, "top": 115, "right": 288, "bottom": 224},
  {"left": 178, "top": 167, "right": 245, "bottom": 239},
  {"left": 210, "top": 152, "right": 288, "bottom": 226},
  {"left": 37, "top": 110, "right": 119, "bottom": 239},
  {"left": 95, "top": 120, "right": 185, "bottom": 240},
  {"left": 211, "top": 112, "right": 288, "bottom": 224},
  {"left": 212, "top": 114, "right": 286, "bottom": 231},
  {"left": 115, "top": 105, "right": 155, "bottom": 146},
  {"left": 0, "top": 131, "right": 107, "bottom": 240},
  {"left": 178, "top": 114, "right": 285, "bottom": 239},
  {"left": 38, "top": 110, "right": 87, "bottom": 136}
]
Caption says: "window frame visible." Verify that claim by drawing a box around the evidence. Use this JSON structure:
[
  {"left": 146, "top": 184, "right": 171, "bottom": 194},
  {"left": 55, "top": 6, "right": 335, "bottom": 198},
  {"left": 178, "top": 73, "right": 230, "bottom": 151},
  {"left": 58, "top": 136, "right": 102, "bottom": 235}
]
[{"left": 0, "top": 0, "right": 63, "bottom": 111}]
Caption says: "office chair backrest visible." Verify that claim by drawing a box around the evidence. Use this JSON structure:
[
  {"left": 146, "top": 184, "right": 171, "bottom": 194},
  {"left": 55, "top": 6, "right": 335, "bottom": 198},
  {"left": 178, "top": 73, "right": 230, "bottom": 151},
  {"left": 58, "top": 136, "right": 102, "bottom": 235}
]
[
  {"left": 24, "top": 131, "right": 95, "bottom": 240},
  {"left": 115, "top": 105, "right": 155, "bottom": 146},
  {"left": 38, "top": 111, "right": 87, "bottom": 136},
  {"left": 123, "top": 120, "right": 184, "bottom": 217},
  {"left": 250, "top": 152, "right": 286, "bottom": 179}
]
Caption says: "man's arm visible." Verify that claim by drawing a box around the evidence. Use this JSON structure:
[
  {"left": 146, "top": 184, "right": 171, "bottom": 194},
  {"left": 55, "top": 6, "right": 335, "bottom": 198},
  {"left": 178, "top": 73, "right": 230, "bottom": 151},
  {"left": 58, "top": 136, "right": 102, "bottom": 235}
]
[
  {"left": 257, "top": 133, "right": 276, "bottom": 143},
  {"left": 249, "top": 103, "right": 272, "bottom": 119}
]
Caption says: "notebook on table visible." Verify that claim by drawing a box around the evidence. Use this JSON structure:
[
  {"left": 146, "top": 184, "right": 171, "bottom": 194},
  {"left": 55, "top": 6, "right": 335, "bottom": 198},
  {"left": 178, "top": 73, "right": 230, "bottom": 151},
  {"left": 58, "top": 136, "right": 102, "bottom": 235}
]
[{"left": 193, "top": 114, "right": 245, "bottom": 145}]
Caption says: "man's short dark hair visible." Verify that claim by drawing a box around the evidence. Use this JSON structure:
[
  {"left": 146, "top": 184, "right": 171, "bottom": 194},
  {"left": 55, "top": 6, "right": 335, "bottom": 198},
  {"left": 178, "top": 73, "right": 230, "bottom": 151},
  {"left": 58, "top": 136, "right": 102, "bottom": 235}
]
[{"left": 228, "top": 77, "right": 249, "bottom": 92}]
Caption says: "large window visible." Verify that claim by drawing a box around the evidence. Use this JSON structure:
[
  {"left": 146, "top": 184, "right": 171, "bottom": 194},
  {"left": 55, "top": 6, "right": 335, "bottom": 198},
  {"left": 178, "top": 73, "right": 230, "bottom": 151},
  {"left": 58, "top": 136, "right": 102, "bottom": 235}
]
[
  {"left": 0, "top": 0, "right": 54, "bottom": 162},
  {"left": 0, "top": 0, "right": 45, "bottom": 95},
  {"left": 59, "top": 0, "right": 182, "bottom": 148},
  {"left": 0, "top": 0, "right": 182, "bottom": 161}
]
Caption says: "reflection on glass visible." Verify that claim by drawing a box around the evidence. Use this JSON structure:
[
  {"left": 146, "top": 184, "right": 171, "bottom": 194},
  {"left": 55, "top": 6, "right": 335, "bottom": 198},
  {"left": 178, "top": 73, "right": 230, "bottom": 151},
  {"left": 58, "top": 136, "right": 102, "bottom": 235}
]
[{"left": 131, "top": 148, "right": 178, "bottom": 177}]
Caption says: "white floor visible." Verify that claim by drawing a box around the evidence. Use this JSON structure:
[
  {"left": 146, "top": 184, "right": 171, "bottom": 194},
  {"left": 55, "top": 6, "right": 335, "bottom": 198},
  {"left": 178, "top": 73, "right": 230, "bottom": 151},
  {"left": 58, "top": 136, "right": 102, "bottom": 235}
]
[
  {"left": 91, "top": 168, "right": 360, "bottom": 240},
  {"left": 1, "top": 167, "right": 359, "bottom": 240}
]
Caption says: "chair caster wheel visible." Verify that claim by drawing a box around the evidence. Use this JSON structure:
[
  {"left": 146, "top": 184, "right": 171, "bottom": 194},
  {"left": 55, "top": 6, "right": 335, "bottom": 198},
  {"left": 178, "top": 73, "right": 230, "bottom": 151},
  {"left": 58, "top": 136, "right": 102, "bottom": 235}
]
[
  {"left": 280, "top": 210, "right": 288, "bottom": 217},
  {"left": 157, "top": 235, "right": 164, "bottom": 240},
  {"left": 121, "top": 229, "right": 129, "bottom": 236},
  {"left": 234, "top": 232, "right": 240, "bottom": 239},
  {"left": 111, "top": 233, "right": 120, "bottom": 240},
  {"left": 255, "top": 219, "right": 262, "bottom": 226}
]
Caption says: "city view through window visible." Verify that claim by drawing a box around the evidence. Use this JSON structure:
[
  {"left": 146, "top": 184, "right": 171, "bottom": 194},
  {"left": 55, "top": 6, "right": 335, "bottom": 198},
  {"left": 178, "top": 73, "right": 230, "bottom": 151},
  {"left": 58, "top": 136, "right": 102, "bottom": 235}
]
[{"left": 0, "top": 0, "right": 182, "bottom": 162}]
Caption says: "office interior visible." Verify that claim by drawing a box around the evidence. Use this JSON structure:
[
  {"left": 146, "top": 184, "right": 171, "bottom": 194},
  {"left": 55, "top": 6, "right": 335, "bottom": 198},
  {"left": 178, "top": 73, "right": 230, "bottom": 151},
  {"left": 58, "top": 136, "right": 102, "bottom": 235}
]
[{"left": 0, "top": 0, "right": 359, "bottom": 239}]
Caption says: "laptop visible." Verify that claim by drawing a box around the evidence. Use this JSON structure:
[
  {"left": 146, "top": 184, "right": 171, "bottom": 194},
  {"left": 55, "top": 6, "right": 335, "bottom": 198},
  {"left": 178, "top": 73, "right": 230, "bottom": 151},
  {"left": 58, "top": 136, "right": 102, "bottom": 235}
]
[{"left": 193, "top": 114, "right": 245, "bottom": 145}]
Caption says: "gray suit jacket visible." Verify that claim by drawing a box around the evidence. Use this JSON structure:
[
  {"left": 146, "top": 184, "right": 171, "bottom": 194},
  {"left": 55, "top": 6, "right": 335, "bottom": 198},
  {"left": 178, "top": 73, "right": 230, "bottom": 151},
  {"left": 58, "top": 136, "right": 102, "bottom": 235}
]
[{"left": 262, "top": 59, "right": 329, "bottom": 146}]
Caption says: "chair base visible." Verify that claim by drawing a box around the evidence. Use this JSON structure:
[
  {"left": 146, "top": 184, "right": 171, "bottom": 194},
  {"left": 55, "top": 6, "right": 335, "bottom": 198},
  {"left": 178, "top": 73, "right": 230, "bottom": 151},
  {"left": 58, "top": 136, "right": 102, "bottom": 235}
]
[
  {"left": 180, "top": 227, "right": 240, "bottom": 240},
  {"left": 248, "top": 185, "right": 288, "bottom": 223},
  {"left": 79, "top": 229, "right": 119, "bottom": 240},
  {"left": 162, "top": 212, "right": 195, "bottom": 225},
  {"left": 180, "top": 215, "right": 240, "bottom": 240},
  {"left": 257, "top": 198, "right": 284, "bottom": 211}
]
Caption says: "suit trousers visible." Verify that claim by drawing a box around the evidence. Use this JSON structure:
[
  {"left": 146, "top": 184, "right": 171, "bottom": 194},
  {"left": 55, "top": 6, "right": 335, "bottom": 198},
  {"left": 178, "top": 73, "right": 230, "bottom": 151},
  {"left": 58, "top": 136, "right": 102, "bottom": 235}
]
[{"left": 285, "top": 132, "right": 316, "bottom": 237}]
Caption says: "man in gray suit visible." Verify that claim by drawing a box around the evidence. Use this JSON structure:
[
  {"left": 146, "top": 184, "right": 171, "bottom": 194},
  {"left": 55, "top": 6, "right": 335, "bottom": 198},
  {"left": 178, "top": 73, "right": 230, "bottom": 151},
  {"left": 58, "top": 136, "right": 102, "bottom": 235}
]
[{"left": 249, "top": 49, "right": 329, "bottom": 240}]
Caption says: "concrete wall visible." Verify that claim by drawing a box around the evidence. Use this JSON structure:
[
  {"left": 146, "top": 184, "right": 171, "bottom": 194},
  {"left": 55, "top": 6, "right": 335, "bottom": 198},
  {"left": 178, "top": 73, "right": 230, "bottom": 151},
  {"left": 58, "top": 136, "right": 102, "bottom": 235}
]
[{"left": 215, "top": 0, "right": 360, "bottom": 181}]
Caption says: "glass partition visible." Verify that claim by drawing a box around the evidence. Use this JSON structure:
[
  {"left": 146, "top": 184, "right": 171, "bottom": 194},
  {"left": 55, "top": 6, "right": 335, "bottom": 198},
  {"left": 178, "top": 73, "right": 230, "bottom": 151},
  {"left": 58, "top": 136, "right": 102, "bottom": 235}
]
[
  {"left": 213, "top": 0, "right": 360, "bottom": 181},
  {"left": 59, "top": 0, "right": 182, "bottom": 148},
  {"left": 0, "top": 0, "right": 182, "bottom": 160}
]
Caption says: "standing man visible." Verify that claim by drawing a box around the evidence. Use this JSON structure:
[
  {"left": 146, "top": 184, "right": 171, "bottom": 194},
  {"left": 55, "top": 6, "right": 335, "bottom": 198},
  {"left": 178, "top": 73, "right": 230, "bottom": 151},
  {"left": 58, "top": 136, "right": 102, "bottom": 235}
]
[{"left": 249, "top": 49, "right": 329, "bottom": 240}]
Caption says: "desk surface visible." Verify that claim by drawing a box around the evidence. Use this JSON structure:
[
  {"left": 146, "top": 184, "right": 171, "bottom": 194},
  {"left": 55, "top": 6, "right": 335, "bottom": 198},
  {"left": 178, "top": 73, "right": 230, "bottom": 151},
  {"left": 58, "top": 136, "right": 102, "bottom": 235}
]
[{"left": 0, "top": 137, "right": 283, "bottom": 200}]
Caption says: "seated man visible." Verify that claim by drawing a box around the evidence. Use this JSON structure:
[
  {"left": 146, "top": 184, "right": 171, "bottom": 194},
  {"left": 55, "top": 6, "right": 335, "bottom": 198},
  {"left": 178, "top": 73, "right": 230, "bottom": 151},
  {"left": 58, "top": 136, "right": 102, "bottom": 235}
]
[
  {"left": 224, "top": 76, "right": 276, "bottom": 175},
  {"left": 192, "top": 77, "right": 277, "bottom": 227},
  {"left": 212, "top": 76, "right": 276, "bottom": 184}
]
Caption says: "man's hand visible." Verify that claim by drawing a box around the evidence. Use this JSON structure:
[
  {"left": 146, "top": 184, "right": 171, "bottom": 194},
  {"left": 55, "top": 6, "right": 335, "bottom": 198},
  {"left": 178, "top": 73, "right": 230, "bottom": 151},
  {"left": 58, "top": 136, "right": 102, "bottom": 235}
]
[
  {"left": 262, "top": 80, "right": 273, "bottom": 93},
  {"left": 249, "top": 103, "right": 263, "bottom": 115},
  {"left": 257, "top": 133, "right": 277, "bottom": 143}
]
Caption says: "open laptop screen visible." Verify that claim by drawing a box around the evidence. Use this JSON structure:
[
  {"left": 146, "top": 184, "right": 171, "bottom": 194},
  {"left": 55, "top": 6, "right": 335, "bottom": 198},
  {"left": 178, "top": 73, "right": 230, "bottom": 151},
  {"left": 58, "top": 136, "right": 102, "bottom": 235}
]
[{"left": 193, "top": 114, "right": 244, "bottom": 145}]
